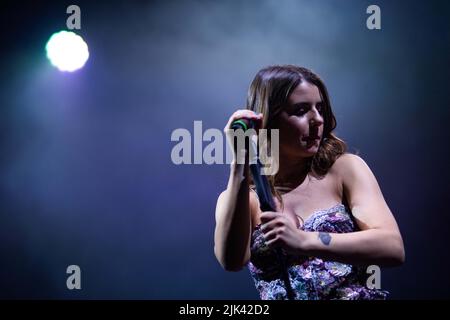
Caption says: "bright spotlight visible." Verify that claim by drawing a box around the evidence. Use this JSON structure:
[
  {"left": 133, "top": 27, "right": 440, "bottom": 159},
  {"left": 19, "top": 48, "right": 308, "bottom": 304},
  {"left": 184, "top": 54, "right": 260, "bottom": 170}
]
[{"left": 45, "top": 30, "right": 89, "bottom": 72}]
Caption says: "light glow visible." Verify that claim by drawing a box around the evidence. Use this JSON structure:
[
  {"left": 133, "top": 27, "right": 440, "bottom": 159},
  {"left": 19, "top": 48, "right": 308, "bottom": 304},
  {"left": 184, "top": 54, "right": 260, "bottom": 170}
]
[{"left": 45, "top": 30, "right": 89, "bottom": 72}]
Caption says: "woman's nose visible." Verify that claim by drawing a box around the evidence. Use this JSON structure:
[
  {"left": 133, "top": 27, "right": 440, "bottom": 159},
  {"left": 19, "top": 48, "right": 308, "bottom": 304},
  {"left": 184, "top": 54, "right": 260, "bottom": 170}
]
[{"left": 310, "top": 109, "right": 324, "bottom": 126}]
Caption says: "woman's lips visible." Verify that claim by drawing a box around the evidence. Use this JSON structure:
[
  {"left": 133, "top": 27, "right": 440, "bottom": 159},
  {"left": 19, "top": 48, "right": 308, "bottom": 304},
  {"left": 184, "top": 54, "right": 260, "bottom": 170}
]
[{"left": 302, "top": 135, "right": 321, "bottom": 141}]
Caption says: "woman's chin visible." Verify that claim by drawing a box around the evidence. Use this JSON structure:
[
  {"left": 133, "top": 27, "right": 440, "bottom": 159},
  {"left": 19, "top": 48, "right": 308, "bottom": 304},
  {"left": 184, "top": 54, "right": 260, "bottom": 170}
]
[
  {"left": 304, "top": 148, "right": 318, "bottom": 156},
  {"left": 295, "top": 147, "right": 318, "bottom": 158},
  {"left": 281, "top": 141, "right": 320, "bottom": 158},
  {"left": 302, "top": 140, "right": 320, "bottom": 154}
]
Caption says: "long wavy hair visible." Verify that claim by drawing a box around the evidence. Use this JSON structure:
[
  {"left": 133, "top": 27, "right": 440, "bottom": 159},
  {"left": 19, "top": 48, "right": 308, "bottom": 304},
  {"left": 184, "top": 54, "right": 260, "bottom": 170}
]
[{"left": 246, "top": 65, "right": 347, "bottom": 208}]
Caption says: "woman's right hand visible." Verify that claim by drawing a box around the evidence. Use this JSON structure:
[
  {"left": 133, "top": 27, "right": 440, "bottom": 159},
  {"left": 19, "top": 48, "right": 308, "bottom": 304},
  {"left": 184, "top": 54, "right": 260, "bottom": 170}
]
[
  {"left": 223, "top": 110, "right": 263, "bottom": 163},
  {"left": 223, "top": 109, "right": 263, "bottom": 134}
]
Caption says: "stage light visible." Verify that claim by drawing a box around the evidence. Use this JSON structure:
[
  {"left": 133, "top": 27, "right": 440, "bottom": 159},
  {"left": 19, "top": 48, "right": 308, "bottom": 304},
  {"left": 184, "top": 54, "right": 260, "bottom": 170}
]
[{"left": 45, "top": 30, "right": 89, "bottom": 72}]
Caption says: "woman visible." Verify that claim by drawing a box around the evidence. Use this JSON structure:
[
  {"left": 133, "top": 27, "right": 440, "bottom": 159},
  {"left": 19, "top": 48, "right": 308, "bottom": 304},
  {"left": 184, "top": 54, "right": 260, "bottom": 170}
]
[{"left": 214, "top": 65, "right": 404, "bottom": 300}]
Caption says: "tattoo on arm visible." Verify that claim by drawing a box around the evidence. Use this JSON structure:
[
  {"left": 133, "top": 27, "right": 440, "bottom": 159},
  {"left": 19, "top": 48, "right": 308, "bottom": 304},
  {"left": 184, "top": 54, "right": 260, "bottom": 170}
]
[{"left": 318, "top": 232, "right": 331, "bottom": 246}]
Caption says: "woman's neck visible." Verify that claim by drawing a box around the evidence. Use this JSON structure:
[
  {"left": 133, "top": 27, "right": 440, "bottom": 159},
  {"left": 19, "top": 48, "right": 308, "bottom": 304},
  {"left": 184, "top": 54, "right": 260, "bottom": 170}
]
[{"left": 275, "top": 155, "right": 311, "bottom": 188}]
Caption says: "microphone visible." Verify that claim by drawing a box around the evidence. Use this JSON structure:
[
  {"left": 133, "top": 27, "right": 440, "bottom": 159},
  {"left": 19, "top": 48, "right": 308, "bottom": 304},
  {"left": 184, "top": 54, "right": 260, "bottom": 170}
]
[
  {"left": 230, "top": 118, "right": 254, "bottom": 131},
  {"left": 231, "top": 118, "right": 296, "bottom": 300},
  {"left": 230, "top": 119, "right": 272, "bottom": 208}
]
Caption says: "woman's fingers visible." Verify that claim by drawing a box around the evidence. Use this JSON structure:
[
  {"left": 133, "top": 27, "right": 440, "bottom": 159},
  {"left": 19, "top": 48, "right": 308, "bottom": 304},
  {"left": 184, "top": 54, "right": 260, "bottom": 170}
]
[
  {"left": 263, "top": 229, "right": 278, "bottom": 242},
  {"left": 224, "top": 110, "right": 263, "bottom": 132},
  {"left": 260, "top": 213, "right": 295, "bottom": 236},
  {"left": 263, "top": 229, "right": 287, "bottom": 249},
  {"left": 260, "top": 211, "right": 280, "bottom": 224},
  {"left": 260, "top": 218, "right": 282, "bottom": 233}
]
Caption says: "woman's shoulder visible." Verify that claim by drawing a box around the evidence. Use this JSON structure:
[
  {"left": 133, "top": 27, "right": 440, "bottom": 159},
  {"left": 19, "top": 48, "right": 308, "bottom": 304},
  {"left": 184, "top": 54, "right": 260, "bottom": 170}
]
[
  {"left": 329, "top": 153, "right": 373, "bottom": 184},
  {"left": 330, "top": 153, "right": 367, "bottom": 172}
]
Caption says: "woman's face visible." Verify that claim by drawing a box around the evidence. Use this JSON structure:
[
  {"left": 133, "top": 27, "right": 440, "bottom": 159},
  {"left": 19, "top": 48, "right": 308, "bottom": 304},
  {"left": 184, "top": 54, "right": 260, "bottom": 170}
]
[{"left": 271, "top": 81, "right": 324, "bottom": 158}]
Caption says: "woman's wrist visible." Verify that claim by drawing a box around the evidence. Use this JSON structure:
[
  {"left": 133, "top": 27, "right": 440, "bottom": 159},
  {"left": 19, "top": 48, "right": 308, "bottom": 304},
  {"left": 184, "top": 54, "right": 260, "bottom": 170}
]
[
  {"left": 226, "top": 163, "right": 249, "bottom": 192},
  {"left": 300, "top": 231, "right": 335, "bottom": 258},
  {"left": 298, "top": 230, "right": 315, "bottom": 255},
  {"left": 230, "top": 161, "right": 249, "bottom": 178}
]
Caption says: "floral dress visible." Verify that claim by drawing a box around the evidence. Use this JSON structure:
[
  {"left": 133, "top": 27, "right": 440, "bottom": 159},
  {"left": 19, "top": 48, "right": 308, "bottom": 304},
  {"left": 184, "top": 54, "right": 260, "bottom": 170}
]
[{"left": 247, "top": 204, "right": 389, "bottom": 300}]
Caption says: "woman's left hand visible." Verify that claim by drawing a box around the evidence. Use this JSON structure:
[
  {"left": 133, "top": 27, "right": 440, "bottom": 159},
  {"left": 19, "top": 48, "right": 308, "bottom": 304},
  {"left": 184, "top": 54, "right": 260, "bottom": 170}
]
[{"left": 260, "top": 211, "right": 309, "bottom": 255}]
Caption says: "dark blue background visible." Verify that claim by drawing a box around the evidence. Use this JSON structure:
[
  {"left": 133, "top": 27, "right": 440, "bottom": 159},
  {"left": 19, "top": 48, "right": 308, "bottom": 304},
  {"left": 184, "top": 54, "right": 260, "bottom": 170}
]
[{"left": 0, "top": 0, "right": 449, "bottom": 299}]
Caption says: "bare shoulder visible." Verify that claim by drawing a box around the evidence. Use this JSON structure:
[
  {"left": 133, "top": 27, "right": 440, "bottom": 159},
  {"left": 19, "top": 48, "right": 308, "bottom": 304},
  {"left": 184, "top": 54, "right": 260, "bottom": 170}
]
[
  {"left": 329, "top": 153, "right": 388, "bottom": 214},
  {"left": 332, "top": 152, "right": 367, "bottom": 168},
  {"left": 329, "top": 153, "right": 372, "bottom": 181}
]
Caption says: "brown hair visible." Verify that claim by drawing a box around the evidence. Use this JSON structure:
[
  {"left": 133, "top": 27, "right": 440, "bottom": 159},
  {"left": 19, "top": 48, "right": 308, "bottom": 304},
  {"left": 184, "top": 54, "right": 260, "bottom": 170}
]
[{"left": 246, "top": 65, "right": 347, "bottom": 208}]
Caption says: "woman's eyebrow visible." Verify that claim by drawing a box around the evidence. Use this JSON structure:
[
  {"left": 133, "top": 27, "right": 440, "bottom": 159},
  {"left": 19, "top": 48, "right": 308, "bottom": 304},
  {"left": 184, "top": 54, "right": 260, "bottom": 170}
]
[
  {"left": 291, "top": 102, "right": 310, "bottom": 108},
  {"left": 291, "top": 101, "right": 323, "bottom": 108}
]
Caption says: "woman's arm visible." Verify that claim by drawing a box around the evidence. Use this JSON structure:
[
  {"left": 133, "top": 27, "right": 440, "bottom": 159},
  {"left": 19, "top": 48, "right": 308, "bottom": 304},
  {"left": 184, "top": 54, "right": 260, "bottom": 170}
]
[
  {"left": 303, "top": 229, "right": 404, "bottom": 266},
  {"left": 214, "top": 162, "right": 260, "bottom": 271},
  {"left": 261, "top": 154, "right": 405, "bottom": 267},
  {"left": 214, "top": 110, "right": 263, "bottom": 271},
  {"left": 303, "top": 153, "right": 405, "bottom": 266}
]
